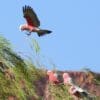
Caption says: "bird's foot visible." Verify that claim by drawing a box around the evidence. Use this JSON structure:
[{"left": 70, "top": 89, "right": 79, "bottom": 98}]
[
  {"left": 27, "top": 33, "right": 31, "bottom": 36},
  {"left": 26, "top": 32, "right": 31, "bottom": 36}
]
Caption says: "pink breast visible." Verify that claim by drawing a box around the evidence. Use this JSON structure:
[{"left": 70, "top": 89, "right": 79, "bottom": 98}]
[
  {"left": 63, "top": 73, "right": 72, "bottom": 84},
  {"left": 47, "top": 71, "right": 59, "bottom": 84}
]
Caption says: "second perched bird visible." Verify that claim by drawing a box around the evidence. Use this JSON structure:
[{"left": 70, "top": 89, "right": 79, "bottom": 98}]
[{"left": 20, "top": 5, "right": 52, "bottom": 36}]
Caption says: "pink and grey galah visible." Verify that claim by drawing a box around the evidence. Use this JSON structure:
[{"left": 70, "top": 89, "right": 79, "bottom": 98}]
[{"left": 20, "top": 5, "right": 52, "bottom": 36}]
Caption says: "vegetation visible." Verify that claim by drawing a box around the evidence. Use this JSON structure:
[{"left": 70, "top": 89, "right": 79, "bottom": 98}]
[
  {"left": 0, "top": 35, "right": 45, "bottom": 99},
  {"left": 48, "top": 84, "right": 73, "bottom": 100},
  {"left": 0, "top": 35, "right": 99, "bottom": 100}
]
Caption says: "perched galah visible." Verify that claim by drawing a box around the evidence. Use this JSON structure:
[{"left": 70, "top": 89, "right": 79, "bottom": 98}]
[
  {"left": 63, "top": 73, "right": 73, "bottom": 85},
  {"left": 47, "top": 70, "right": 59, "bottom": 84},
  {"left": 20, "top": 5, "right": 52, "bottom": 36}
]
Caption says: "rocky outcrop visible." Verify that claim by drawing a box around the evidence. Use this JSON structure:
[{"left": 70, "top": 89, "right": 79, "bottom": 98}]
[{"left": 35, "top": 71, "right": 100, "bottom": 100}]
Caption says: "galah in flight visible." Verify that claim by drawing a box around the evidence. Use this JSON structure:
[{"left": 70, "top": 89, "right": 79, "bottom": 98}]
[{"left": 20, "top": 5, "right": 52, "bottom": 36}]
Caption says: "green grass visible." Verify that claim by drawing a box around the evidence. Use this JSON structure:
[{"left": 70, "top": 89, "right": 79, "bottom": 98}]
[
  {"left": 0, "top": 35, "right": 43, "bottom": 99},
  {"left": 48, "top": 84, "right": 73, "bottom": 100}
]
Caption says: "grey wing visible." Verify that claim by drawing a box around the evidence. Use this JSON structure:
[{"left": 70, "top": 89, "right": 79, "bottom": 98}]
[{"left": 23, "top": 5, "right": 40, "bottom": 27}]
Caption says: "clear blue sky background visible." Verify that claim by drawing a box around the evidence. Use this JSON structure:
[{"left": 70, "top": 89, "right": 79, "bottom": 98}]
[{"left": 0, "top": 0, "right": 100, "bottom": 72}]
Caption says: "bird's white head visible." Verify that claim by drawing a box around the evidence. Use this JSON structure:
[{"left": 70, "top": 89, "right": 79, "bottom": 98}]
[
  {"left": 19, "top": 24, "right": 23, "bottom": 31},
  {"left": 47, "top": 70, "right": 52, "bottom": 75},
  {"left": 19, "top": 24, "right": 28, "bottom": 31}
]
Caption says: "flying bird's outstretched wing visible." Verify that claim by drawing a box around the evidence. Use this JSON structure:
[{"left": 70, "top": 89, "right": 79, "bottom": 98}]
[{"left": 23, "top": 5, "right": 40, "bottom": 27}]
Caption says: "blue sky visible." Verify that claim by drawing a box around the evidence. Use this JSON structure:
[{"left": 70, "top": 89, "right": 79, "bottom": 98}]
[{"left": 0, "top": 0, "right": 100, "bottom": 72}]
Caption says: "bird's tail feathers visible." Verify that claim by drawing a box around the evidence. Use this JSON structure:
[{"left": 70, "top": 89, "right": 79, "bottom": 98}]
[{"left": 37, "top": 29, "right": 52, "bottom": 36}]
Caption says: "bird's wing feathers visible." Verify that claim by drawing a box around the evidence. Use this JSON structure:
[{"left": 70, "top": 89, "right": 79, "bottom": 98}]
[{"left": 23, "top": 5, "right": 40, "bottom": 27}]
